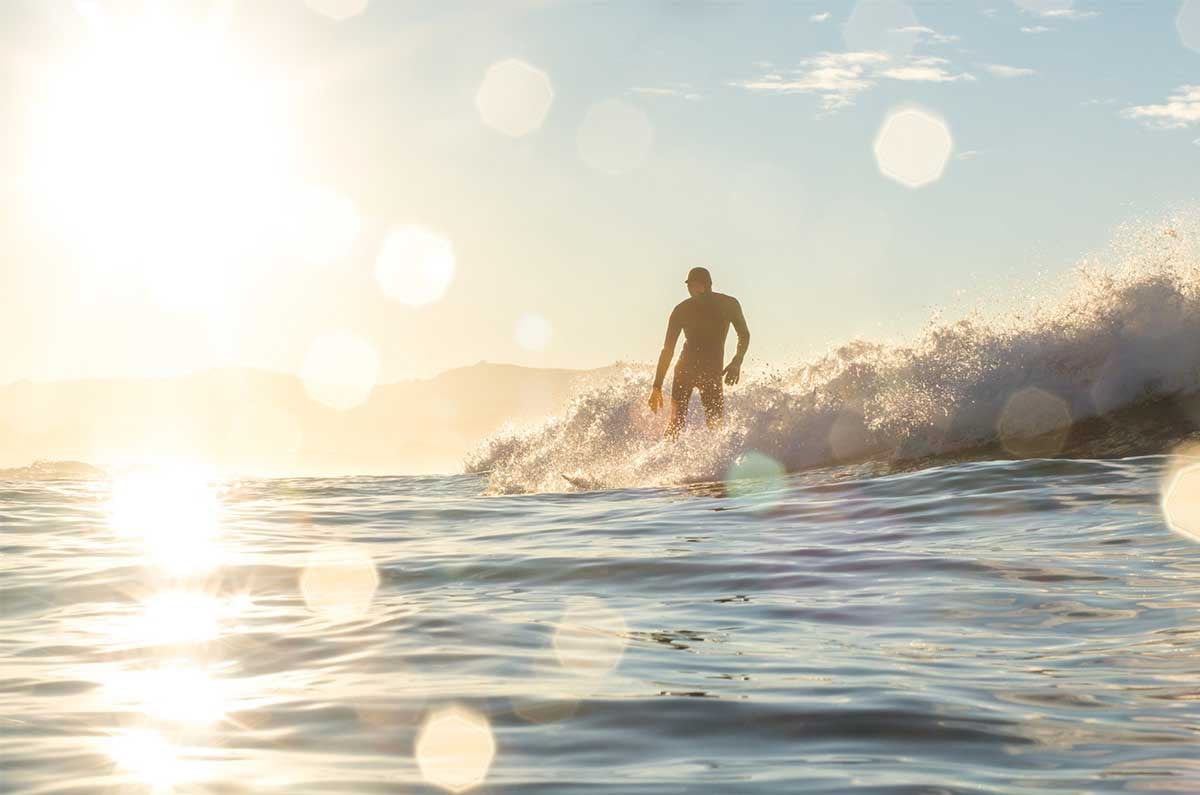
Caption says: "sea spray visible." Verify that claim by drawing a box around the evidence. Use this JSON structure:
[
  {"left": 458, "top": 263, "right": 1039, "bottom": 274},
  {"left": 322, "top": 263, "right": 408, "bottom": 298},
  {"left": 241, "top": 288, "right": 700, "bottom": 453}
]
[{"left": 468, "top": 211, "right": 1200, "bottom": 494}]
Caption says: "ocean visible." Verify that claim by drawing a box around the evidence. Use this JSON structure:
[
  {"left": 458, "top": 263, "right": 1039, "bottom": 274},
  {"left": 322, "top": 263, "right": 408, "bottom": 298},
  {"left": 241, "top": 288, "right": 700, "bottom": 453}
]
[
  {"left": 3, "top": 456, "right": 1200, "bottom": 794},
  {"left": 6, "top": 215, "right": 1200, "bottom": 792}
]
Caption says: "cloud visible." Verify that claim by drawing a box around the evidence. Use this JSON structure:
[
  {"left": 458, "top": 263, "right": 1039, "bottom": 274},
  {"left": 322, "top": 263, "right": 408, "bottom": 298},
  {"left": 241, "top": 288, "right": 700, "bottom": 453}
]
[
  {"left": 1038, "top": 8, "right": 1099, "bottom": 19},
  {"left": 882, "top": 56, "right": 974, "bottom": 83},
  {"left": 810, "top": 12, "right": 830, "bottom": 22},
  {"left": 984, "top": 63, "right": 1036, "bottom": 78},
  {"left": 956, "top": 149, "right": 981, "bottom": 160},
  {"left": 1020, "top": 25, "right": 1054, "bottom": 33},
  {"left": 632, "top": 85, "right": 702, "bottom": 101},
  {"left": 1122, "top": 85, "right": 1200, "bottom": 129},
  {"left": 733, "top": 51, "right": 973, "bottom": 112},
  {"left": 892, "top": 25, "right": 959, "bottom": 44},
  {"left": 732, "top": 51, "right": 888, "bottom": 111}
]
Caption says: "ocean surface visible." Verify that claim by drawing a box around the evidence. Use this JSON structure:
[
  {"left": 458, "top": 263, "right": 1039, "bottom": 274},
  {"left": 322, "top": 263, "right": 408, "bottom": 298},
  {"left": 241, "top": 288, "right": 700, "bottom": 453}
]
[
  {"left": 5, "top": 456, "right": 1200, "bottom": 794},
  {"left": 7, "top": 214, "right": 1200, "bottom": 792}
]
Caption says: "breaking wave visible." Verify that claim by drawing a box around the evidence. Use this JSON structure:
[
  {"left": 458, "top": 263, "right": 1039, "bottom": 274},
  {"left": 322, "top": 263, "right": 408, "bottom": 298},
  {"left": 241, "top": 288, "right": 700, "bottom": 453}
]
[{"left": 467, "top": 210, "right": 1200, "bottom": 494}]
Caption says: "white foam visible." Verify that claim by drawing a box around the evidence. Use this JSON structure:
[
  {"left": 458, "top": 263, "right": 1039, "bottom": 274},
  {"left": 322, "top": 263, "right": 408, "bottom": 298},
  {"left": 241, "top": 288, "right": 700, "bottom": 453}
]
[{"left": 468, "top": 211, "right": 1200, "bottom": 493}]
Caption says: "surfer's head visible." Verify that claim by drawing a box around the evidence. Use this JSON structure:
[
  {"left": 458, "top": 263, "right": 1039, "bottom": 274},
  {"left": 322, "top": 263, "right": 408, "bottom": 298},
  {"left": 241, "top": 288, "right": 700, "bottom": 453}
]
[{"left": 685, "top": 266, "right": 712, "bottom": 297}]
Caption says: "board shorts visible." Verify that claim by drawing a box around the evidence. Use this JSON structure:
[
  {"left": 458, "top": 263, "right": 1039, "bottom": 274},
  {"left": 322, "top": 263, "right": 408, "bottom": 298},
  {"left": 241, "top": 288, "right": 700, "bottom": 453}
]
[{"left": 669, "top": 364, "right": 724, "bottom": 430}]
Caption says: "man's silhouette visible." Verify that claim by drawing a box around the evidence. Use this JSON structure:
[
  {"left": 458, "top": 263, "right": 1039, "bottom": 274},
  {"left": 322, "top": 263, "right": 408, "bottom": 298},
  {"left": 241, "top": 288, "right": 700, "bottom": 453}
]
[{"left": 648, "top": 267, "right": 750, "bottom": 437}]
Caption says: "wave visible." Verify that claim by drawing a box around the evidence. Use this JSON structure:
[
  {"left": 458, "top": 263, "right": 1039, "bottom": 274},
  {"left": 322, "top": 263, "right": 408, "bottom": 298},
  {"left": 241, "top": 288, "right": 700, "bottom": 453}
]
[
  {"left": 0, "top": 460, "right": 108, "bottom": 481},
  {"left": 467, "top": 210, "right": 1200, "bottom": 494}
]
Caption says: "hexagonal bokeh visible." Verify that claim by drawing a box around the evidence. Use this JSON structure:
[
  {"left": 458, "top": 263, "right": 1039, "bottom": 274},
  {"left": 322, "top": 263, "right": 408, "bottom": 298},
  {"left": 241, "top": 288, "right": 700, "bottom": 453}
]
[
  {"left": 515, "top": 313, "right": 553, "bottom": 351},
  {"left": 374, "top": 226, "right": 456, "bottom": 307},
  {"left": 1179, "top": 0, "right": 1200, "bottom": 53},
  {"left": 724, "top": 450, "right": 787, "bottom": 513},
  {"left": 726, "top": 450, "right": 785, "bottom": 485},
  {"left": 415, "top": 706, "right": 496, "bottom": 793},
  {"left": 513, "top": 689, "right": 580, "bottom": 724},
  {"left": 476, "top": 59, "right": 554, "bottom": 137},
  {"left": 552, "top": 596, "right": 628, "bottom": 679},
  {"left": 873, "top": 108, "right": 953, "bottom": 189},
  {"left": 304, "top": 0, "right": 369, "bottom": 21},
  {"left": 844, "top": 0, "right": 921, "bottom": 60},
  {"left": 997, "top": 386, "right": 1071, "bottom": 458},
  {"left": 299, "top": 544, "right": 380, "bottom": 622},
  {"left": 830, "top": 410, "right": 874, "bottom": 462},
  {"left": 1162, "top": 461, "right": 1200, "bottom": 541},
  {"left": 300, "top": 331, "right": 381, "bottom": 411}
]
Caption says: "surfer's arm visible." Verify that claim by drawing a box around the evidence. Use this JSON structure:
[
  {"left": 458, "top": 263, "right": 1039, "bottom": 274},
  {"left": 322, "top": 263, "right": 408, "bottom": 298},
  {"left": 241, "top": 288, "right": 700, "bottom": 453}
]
[
  {"left": 730, "top": 300, "right": 750, "bottom": 365},
  {"left": 724, "top": 300, "right": 750, "bottom": 386},
  {"left": 651, "top": 310, "right": 682, "bottom": 412},
  {"left": 653, "top": 310, "right": 683, "bottom": 391}
]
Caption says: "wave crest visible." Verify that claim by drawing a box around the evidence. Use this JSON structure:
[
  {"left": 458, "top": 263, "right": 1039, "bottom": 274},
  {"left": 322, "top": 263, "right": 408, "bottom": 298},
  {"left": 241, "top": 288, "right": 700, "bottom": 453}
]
[{"left": 468, "top": 211, "right": 1200, "bottom": 493}]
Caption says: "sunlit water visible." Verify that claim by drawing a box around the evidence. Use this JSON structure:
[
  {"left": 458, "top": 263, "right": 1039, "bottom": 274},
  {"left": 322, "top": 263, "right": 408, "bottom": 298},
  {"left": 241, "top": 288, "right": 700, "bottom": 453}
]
[{"left": 4, "top": 457, "right": 1200, "bottom": 793}]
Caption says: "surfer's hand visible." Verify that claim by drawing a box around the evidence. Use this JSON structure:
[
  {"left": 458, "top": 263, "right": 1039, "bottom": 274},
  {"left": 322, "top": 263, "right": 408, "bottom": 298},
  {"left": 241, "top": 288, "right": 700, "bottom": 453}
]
[
  {"left": 648, "top": 387, "right": 663, "bottom": 413},
  {"left": 723, "top": 361, "right": 741, "bottom": 386}
]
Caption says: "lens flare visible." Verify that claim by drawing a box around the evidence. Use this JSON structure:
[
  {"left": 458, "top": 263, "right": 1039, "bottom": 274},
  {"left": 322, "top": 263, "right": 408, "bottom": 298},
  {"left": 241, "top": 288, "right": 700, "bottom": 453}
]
[
  {"left": 1162, "top": 457, "right": 1200, "bottom": 542},
  {"left": 374, "top": 226, "right": 456, "bottom": 307},
  {"left": 415, "top": 705, "right": 496, "bottom": 793},
  {"left": 513, "top": 686, "right": 581, "bottom": 724},
  {"left": 577, "top": 99, "right": 654, "bottom": 175},
  {"left": 725, "top": 450, "right": 787, "bottom": 513},
  {"left": 829, "top": 411, "right": 874, "bottom": 463},
  {"left": 300, "top": 332, "right": 381, "bottom": 411},
  {"left": 873, "top": 108, "right": 953, "bottom": 189},
  {"left": 299, "top": 544, "right": 380, "bottom": 622},
  {"left": 552, "top": 596, "right": 628, "bottom": 679},
  {"left": 514, "top": 313, "right": 553, "bottom": 351},
  {"left": 1179, "top": 1, "right": 1200, "bottom": 53},
  {"left": 476, "top": 59, "right": 554, "bottom": 137},
  {"left": 997, "top": 386, "right": 1071, "bottom": 458}
]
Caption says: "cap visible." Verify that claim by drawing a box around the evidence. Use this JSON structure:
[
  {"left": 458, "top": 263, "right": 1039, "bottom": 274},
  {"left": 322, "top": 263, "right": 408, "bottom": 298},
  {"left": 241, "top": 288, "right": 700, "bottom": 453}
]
[{"left": 685, "top": 266, "right": 712, "bottom": 286}]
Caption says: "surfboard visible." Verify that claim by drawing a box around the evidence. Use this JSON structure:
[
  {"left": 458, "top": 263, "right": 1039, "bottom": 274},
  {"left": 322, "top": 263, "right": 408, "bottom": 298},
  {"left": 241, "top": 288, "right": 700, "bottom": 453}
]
[{"left": 561, "top": 473, "right": 594, "bottom": 490}]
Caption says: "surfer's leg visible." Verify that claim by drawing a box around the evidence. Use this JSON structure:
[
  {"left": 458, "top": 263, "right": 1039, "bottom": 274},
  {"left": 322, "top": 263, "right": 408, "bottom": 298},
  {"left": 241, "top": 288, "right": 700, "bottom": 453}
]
[
  {"left": 667, "top": 372, "right": 693, "bottom": 438},
  {"left": 699, "top": 376, "right": 724, "bottom": 428}
]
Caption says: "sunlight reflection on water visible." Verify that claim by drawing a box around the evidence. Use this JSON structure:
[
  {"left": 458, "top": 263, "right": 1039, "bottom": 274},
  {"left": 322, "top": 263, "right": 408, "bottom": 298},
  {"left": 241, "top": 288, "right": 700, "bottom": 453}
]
[
  {"left": 8, "top": 460, "right": 1198, "bottom": 793},
  {"left": 97, "top": 465, "right": 240, "bottom": 792},
  {"left": 108, "top": 465, "right": 225, "bottom": 576},
  {"left": 102, "top": 663, "right": 228, "bottom": 726},
  {"left": 104, "top": 729, "right": 181, "bottom": 792}
]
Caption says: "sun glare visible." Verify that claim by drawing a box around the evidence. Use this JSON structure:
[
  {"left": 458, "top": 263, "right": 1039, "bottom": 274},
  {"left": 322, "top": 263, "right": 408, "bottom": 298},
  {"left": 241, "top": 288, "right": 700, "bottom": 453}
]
[
  {"left": 25, "top": 10, "right": 294, "bottom": 313},
  {"left": 103, "top": 663, "right": 228, "bottom": 726},
  {"left": 108, "top": 464, "right": 225, "bottom": 576},
  {"left": 134, "top": 590, "right": 227, "bottom": 646},
  {"left": 105, "top": 729, "right": 181, "bottom": 791}
]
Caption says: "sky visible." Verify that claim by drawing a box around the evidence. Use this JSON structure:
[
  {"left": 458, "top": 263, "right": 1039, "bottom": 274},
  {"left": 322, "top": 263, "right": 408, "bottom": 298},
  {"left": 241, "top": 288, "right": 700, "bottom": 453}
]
[{"left": 0, "top": 0, "right": 1198, "bottom": 386}]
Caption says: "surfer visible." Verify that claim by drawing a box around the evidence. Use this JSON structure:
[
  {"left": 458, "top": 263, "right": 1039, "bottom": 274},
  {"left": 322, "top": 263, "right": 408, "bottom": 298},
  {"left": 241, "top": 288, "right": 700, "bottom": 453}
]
[{"left": 648, "top": 266, "right": 750, "bottom": 437}]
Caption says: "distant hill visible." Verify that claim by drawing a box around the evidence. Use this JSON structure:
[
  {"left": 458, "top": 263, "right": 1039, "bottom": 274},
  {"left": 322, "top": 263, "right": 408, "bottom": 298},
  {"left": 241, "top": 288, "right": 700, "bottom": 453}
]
[{"left": 0, "top": 363, "right": 634, "bottom": 475}]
